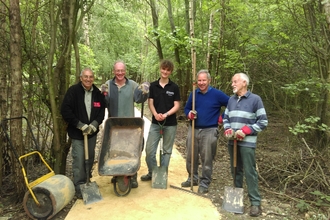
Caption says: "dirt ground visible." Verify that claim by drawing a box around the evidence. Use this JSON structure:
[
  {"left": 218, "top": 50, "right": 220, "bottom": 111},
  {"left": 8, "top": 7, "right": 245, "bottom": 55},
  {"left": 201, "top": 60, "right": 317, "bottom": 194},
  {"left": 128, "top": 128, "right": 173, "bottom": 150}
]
[{"left": 0, "top": 107, "right": 323, "bottom": 220}]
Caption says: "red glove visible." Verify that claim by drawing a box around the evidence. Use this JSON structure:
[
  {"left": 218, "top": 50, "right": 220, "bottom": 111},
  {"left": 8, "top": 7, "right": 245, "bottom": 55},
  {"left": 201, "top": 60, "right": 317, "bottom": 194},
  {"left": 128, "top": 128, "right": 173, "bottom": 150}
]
[
  {"left": 218, "top": 115, "right": 223, "bottom": 125},
  {"left": 224, "top": 129, "right": 234, "bottom": 139},
  {"left": 235, "top": 125, "right": 252, "bottom": 141},
  {"left": 187, "top": 110, "right": 197, "bottom": 120}
]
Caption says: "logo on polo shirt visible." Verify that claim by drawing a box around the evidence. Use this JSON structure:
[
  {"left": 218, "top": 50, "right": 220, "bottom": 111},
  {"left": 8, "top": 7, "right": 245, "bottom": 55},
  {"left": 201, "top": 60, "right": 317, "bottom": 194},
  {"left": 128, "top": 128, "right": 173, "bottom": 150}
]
[{"left": 166, "top": 91, "right": 174, "bottom": 96}]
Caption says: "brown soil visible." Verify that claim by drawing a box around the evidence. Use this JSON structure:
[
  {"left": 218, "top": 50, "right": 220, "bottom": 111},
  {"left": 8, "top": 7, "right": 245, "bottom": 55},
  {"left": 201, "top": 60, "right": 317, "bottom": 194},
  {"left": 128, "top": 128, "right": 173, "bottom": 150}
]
[{"left": 0, "top": 107, "right": 321, "bottom": 219}]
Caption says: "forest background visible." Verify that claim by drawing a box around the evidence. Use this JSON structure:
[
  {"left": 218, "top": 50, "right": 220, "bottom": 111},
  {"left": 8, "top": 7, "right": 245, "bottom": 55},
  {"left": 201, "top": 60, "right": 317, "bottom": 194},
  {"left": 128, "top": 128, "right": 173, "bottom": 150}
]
[{"left": 0, "top": 0, "right": 329, "bottom": 218}]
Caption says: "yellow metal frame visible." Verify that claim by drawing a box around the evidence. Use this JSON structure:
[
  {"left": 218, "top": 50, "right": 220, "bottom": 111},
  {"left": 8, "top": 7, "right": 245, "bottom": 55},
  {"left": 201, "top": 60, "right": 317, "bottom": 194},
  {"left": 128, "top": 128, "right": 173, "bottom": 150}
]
[{"left": 19, "top": 151, "right": 55, "bottom": 206}]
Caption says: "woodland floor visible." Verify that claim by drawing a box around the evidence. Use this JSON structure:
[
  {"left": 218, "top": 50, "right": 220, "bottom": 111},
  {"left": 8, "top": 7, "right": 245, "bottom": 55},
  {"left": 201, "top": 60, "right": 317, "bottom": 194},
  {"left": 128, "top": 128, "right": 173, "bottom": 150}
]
[{"left": 1, "top": 107, "right": 328, "bottom": 220}]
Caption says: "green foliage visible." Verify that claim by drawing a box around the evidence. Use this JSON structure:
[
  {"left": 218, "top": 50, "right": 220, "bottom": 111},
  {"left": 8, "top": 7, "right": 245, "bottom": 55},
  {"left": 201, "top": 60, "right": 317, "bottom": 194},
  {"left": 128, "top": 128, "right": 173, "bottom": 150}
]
[
  {"left": 310, "top": 191, "right": 330, "bottom": 207},
  {"left": 77, "top": 43, "right": 100, "bottom": 72},
  {"left": 69, "top": 43, "right": 100, "bottom": 84},
  {"left": 289, "top": 116, "right": 329, "bottom": 135},
  {"left": 281, "top": 78, "right": 324, "bottom": 102},
  {"left": 89, "top": 0, "right": 145, "bottom": 78},
  {"left": 296, "top": 192, "right": 330, "bottom": 219},
  {"left": 296, "top": 200, "right": 310, "bottom": 212}
]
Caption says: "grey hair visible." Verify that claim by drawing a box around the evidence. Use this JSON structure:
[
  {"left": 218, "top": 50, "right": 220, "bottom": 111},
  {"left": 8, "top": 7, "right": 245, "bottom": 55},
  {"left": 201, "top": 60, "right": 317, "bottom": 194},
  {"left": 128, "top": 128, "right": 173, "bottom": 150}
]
[
  {"left": 80, "top": 67, "right": 94, "bottom": 76},
  {"left": 113, "top": 60, "right": 126, "bottom": 70},
  {"left": 197, "top": 69, "right": 211, "bottom": 79},
  {"left": 236, "top": 73, "right": 250, "bottom": 86}
]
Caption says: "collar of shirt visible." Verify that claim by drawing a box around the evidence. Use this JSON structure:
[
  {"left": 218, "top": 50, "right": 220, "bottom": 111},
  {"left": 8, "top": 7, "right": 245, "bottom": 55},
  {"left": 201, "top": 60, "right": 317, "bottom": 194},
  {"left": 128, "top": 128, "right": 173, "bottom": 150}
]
[
  {"left": 197, "top": 86, "right": 212, "bottom": 94},
  {"left": 156, "top": 78, "right": 172, "bottom": 86},
  {"left": 234, "top": 90, "right": 251, "bottom": 100},
  {"left": 82, "top": 84, "right": 94, "bottom": 92},
  {"left": 112, "top": 76, "right": 130, "bottom": 88}
]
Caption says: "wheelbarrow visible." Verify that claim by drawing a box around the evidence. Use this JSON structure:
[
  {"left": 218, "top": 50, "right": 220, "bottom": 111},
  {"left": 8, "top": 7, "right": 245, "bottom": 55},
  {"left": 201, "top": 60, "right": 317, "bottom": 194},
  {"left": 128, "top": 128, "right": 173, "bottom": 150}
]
[
  {"left": 98, "top": 117, "right": 144, "bottom": 196},
  {"left": 0, "top": 116, "right": 74, "bottom": 219}
]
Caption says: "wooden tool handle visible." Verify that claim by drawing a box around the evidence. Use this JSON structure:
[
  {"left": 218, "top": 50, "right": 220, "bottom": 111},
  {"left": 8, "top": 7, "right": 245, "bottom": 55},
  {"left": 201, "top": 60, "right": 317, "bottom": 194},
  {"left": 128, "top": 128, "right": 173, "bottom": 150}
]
[{"left": 84, "top": 134, "right": 89, "bottom": 160}]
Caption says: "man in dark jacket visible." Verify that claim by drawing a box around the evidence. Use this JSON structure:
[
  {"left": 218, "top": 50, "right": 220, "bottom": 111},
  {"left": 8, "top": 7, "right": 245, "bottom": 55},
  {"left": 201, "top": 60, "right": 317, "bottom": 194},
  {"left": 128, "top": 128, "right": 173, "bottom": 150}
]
[{"left": 61, "top": 67, "right": 105, "bottom": 199}]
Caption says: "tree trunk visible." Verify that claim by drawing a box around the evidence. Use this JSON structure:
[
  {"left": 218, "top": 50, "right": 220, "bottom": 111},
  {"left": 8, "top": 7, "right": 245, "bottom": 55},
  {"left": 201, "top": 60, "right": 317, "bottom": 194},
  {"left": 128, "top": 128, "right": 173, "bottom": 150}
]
[
  {"left": 26, "top": 0, "right": 40, "bottom": 150},
  {"left": 48, "top": 0, "right": 96, "bottom": 174},
  {"left": 319, "top": 1, "right": 330, "bottom": 147},
  {"left": 9, "top": 0, "right": 24, "bottom": 199},
  {"left": 215, "top": 0, "right": 226, "bottom": 78},
  {"left": 148, "top": 0, "right": 163, "bottom": 60},
  {"left": 0, "top": 0, "right": 9, "bottom": 189},
  {"left": 207, "top": 10, "right": 219, "bottom": 71},
  {"left": 303, "top": 1, "right": 330, "bottom": 148},
  {"left": 166, "top": 0, "right": 185, "bottom": 110}
]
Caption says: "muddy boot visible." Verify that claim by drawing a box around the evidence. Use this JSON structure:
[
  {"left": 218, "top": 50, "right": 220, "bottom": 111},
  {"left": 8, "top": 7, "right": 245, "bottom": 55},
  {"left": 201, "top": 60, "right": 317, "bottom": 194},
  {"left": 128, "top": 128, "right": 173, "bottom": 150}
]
[{"left": 131, "top": 173, "right": 138, "bottom": 188}]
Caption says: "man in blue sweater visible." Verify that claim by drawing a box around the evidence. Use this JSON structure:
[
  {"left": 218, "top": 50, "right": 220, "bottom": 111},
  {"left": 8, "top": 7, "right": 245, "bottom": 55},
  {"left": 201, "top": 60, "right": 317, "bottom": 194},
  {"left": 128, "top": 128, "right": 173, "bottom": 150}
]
[
  {"left": 182, "top": 69, "right": 229, "bottom": 194},
  {"left": 223, "top": 73, "right": 268, "bottom": 217}
]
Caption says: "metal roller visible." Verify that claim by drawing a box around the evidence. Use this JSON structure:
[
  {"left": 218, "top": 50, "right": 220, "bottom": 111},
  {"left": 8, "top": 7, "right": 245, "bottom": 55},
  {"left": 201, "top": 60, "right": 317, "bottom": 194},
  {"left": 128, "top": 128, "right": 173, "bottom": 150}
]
[{"left": 23, "top": 174, "right": 75, "bottom": 220}]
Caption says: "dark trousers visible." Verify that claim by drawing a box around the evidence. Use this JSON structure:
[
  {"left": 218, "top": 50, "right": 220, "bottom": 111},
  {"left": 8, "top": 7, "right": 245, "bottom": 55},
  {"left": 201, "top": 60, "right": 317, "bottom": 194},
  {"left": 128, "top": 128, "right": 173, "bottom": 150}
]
[{"left": 227, "top": 144, "right": 261, "bottom": 206}]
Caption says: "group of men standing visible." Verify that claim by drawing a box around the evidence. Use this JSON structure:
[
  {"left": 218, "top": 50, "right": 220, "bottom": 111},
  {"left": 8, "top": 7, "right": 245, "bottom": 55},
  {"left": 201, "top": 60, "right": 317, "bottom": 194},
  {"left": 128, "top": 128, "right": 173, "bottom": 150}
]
[{"left": 60, "top": 59, "right": 268, "bottom": 217}]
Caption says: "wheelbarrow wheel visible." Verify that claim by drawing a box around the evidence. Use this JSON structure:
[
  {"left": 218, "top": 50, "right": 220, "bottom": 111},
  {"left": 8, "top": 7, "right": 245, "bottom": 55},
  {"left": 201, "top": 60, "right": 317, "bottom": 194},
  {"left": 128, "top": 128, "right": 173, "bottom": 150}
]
[{"left": 113, "top": 176, "right": 131, "bottom": 197}]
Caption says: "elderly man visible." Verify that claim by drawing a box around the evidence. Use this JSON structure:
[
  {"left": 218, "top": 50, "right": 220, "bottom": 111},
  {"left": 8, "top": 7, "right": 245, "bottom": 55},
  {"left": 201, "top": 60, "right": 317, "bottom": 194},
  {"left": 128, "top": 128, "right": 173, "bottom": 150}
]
[
  {"left": 223, "top": 73, "right": 268, "bottom": 217},
  {"left": 61, "top": 67, "right": 106, "bottom": 199},
  {"left": 181, "top": 69, "right": 229, "bottom": 194}
]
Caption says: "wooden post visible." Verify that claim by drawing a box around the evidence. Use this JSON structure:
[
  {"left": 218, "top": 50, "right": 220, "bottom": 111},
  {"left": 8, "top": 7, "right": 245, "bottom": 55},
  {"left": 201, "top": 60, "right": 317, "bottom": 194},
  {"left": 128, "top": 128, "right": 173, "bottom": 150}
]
[{"left": 189, "top": 0, "right": 196, "bottom": 191}]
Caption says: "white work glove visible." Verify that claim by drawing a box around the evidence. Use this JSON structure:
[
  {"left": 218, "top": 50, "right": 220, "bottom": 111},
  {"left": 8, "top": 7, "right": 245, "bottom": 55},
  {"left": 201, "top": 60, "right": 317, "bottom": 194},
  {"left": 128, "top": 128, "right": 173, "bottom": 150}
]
[
  {"left": 235, "top": 125, "right": 252, "bottom": 141},
  {"left": 101, "top": 84, "right": 108, "bottom": 96},
  {"left": 88, "top": 120, "right": 99, "bottom": 134},
  {"left": 187, "top": 110, "right": 197, "bottom": 120},
  {"left": 138, "top": 82, "right": 150, "bottom": 95},
  {"left": 80, "top": 124, "right": 92, "bottom": 135},
  {"left": 224, "top": 128, "right": 234, "bottom": 139},
  {"left": 88, "top": 124, "right": 97, "bottom": 133}
]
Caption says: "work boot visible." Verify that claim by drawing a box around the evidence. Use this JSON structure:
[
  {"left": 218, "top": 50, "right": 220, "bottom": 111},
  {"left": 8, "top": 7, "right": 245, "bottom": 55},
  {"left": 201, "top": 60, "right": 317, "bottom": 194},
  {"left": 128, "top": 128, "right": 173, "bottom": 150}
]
[
  {"left": 140, "top": 173, "right": 152, "bottom": 181},
  {"left": 197, "top": 186, "right": 208, "bottom": 194},
  {"left": 181, "top": 179, "right": 198, "bottom": 187},
  {"left": 75, "top": 187, "right": 83, "bottom": 199},
  {"left": 75, "top": 192, "right": 83, "bottom": 199},
  {"left": 249, "top": 205, "right": 262, "bottom": 217},
  {"left": 131, "top": 173, "right": 138, "bottom": 188}
]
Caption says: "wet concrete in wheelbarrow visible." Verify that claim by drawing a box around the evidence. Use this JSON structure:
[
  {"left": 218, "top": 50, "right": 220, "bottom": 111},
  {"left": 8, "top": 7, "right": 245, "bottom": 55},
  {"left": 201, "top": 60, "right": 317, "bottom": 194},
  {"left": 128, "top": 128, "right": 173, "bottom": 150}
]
[{"left": 65, "top": 110, "right": 221, "bottom": 220}]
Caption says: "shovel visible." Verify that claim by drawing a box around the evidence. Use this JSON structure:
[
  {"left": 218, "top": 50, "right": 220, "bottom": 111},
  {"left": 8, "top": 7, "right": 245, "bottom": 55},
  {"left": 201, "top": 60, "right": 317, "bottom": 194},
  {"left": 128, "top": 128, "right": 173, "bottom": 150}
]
[
  {"left": 80, "top": 134, "right": 103, "bottom": 205},
  {"left": 152, "top": 122, "right": 168, "bottom": 189},
  {"left": 222, "top": 138, "right": 244, "bottom": 213}
]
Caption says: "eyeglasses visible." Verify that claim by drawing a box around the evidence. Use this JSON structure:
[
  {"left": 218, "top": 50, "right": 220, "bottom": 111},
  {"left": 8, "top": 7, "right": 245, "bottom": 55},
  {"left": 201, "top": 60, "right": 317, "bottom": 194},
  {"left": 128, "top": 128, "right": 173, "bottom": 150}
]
[
  {"left": 81, "top": 75, "right": 94, "bottom": 79},
  {"left": 115, "top": 69, "right": 125, "bottom": 73}
]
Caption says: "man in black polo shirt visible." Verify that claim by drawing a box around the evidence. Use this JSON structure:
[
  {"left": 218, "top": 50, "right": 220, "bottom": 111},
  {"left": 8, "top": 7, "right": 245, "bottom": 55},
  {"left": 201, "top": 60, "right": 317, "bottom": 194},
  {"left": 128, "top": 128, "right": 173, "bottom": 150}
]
[{"left": 141, "top": 59, "right": 181, "bottom": 181}]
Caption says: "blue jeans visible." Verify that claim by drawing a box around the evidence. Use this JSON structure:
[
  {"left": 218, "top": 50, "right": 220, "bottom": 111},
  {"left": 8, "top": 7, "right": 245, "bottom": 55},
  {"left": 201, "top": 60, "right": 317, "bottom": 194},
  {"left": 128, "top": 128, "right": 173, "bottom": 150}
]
[
  {"left": 145, "top": 123, "right": 177, "bottom": 175},
  {"left": 185, "top": 126, "right": 218, "bottom": 188},
  {"left": 227, "top": 144, "right": 261, "bottom": 206},
  {"left": 71, "top": 135, "right": 96, "bottom": 192}
]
